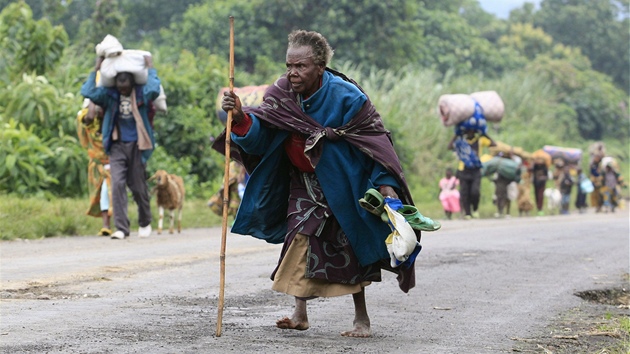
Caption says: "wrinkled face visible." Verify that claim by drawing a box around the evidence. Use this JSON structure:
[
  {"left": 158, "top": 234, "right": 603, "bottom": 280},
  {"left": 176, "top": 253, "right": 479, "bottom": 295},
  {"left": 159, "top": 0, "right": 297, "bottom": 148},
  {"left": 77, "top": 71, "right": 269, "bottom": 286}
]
[
  {"left": 286, "top": 46, "right": 325, "bottom": 97},
  {"left": 115, "top": 73, "right": 133, "bottom": 96}
]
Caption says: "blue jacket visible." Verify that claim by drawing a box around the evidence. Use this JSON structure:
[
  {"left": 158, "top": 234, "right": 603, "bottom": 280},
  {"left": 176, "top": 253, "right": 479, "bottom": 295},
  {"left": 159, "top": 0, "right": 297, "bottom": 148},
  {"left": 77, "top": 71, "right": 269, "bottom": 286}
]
[
  {"left": 231, "top": 71, "right": 399, "bottom": 266},
  {"left": 80, "top": 69, "right": 160, "bottom": 163}
]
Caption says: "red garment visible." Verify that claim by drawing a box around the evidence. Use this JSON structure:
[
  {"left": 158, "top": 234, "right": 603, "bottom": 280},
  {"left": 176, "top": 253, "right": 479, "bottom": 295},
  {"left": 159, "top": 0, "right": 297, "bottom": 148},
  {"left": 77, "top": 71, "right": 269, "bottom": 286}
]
[
  {"left": 233, "top": 114, "right": 315, "bottom": 173},
  {"left": 231, "top": 114, "right": 253, "bottom": 136},
  {"left": 284, "top": 133, "right": 315, "bottom": 173}
]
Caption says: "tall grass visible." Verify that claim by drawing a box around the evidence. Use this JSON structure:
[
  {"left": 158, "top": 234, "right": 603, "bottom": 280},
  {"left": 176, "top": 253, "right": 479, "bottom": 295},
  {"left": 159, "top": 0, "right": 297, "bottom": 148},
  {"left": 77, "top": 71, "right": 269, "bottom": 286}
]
[
  {"left": 0, "top": 196, "right": 222, "bottom": 240},
  {"left": 1, "top": 66, "right": 627, "bottom": 240},
  {"left": 340, "top": 64, "right": 628, "bottom": 205}
]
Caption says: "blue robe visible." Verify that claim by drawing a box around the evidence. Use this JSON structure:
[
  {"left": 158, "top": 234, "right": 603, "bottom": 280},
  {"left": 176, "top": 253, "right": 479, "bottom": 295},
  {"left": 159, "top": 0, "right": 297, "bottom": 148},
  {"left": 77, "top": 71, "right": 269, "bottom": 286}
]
[{"left": 230, "top": 71, "right": 400, "bottom": 267}]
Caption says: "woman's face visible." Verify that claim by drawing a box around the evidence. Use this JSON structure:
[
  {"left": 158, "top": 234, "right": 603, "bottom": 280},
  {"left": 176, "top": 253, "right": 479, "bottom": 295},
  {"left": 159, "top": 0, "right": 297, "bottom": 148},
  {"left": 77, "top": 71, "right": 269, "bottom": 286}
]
[{"left": 286, "top": 45, "right": 325, "bottom": 97}]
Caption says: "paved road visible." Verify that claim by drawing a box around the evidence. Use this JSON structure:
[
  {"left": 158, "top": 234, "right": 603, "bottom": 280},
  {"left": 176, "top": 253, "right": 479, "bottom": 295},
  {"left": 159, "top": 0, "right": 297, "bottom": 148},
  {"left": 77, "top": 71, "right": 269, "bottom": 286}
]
[{"left": 1, "top": 211, "right": 628, "bottom": 353}]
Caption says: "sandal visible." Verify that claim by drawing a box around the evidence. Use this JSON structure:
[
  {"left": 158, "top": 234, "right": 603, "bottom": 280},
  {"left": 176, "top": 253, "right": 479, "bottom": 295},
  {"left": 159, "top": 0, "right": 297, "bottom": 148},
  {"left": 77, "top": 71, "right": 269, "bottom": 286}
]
[
  {"left": 359, "top": 188, "right": 385, "bottom": 217},
  {"left": 98, "top": 228, "right": 112, "bottom": 236},
  {"left": 397, "top": 205, "right": 441, "bottom": 232}
]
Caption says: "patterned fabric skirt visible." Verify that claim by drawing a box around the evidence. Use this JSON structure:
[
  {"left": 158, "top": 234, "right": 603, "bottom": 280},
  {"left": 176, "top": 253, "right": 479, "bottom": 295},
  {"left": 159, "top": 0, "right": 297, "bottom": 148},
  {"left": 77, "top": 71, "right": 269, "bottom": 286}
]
[{"left": 270, "top": 169, "right": 380, "bottom": 297}]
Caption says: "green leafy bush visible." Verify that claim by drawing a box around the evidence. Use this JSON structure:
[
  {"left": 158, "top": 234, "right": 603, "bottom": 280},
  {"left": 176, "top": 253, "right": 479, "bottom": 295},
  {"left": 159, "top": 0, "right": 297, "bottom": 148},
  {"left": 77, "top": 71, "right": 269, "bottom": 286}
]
[{"left": 0, "top": 120, "right": 58, "bottom": 196}]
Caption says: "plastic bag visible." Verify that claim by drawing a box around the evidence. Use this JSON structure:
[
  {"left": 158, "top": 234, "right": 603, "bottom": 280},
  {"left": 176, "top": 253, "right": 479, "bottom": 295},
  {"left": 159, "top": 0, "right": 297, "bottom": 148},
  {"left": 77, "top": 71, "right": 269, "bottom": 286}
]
[
  {"left": 153, "top": 85, "right": 167, "bottom": 113},
  {"left": 580, "top": 178, "right": 594, "bottom": 193},
  {"left": 383, "top": 203, "right": 420, "bottom": 268}
]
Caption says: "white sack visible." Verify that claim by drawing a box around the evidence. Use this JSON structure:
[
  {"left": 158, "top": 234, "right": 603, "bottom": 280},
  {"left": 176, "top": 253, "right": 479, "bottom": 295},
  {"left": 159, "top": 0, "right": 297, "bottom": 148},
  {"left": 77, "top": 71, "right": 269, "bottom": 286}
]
[
  {"left": 470, "top": 90, "right": 504, "bottom": 122},
  {"left": 95, "top": 34, "right": 123, "bottom": 58},
  {"left": 437, "top": 94, "right": 476, "bottom": 127},
  {"left": 153, "top": 85, "right": 167, "bottom": 113},
  {"left": 98, "top": 50, "right": 151, "bottom": 88}
]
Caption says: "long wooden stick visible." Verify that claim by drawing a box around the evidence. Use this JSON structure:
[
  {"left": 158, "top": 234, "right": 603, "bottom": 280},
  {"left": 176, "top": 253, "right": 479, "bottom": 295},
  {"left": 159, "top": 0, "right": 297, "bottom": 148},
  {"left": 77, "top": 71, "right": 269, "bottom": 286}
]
[{"left": 216, "top": 15, "right": 234, "bottom": 338}]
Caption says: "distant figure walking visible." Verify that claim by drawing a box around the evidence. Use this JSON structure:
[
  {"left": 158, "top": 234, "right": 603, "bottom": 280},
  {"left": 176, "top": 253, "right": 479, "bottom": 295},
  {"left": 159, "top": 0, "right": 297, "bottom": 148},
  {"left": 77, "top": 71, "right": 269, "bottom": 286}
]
[
  {"left": 448, "top": 129, "right": 496, "bottom": 219},
  {"left": 559, "top": 165, "right": 574, "bottom": 215},
  {"left": 531, "top": 156, "right": 549, "bottom": 216},
  {"left": 601, "top": 164, "right": 623, "bottom": 213},
  {"left": 439, "top": 168, "right": 460, "bottom": 219}
]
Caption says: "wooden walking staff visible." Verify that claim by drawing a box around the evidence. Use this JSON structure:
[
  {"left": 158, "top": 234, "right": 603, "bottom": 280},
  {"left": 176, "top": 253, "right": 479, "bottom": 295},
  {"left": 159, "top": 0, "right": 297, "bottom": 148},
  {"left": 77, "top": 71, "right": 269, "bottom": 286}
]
[{"left": 216, "top": 15, "right": 234, "bottom": 337}]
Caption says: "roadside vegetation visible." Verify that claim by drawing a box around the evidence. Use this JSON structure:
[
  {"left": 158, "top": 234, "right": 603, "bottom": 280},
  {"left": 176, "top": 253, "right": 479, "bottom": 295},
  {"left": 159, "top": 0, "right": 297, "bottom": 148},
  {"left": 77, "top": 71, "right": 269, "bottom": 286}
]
[{"left": 1, "top": 0, "right": 628, "bottom": 239}]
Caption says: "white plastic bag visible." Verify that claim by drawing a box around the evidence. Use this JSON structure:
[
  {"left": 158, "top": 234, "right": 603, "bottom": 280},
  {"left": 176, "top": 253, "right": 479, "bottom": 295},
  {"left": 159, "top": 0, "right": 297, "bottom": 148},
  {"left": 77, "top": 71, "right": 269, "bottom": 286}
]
[
  {"left": 507, "top": 182, "right": 518, "bottom": 201},
  {"left": 98, "top": 50, "right": 151, "bottom": 87},
  {"left": 383, "top": 204, "right": 419, "bottom": 267},
  {"left": 153, "top": 85, "right": 167, "bottom": 113},
  {"left": 95, "top": 34, "right": 123, "bottom": 58}
]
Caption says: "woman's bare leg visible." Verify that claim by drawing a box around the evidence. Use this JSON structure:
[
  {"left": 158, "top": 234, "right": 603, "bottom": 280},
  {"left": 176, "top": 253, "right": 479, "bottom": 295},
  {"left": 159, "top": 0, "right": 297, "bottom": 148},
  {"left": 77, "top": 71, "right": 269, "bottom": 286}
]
[
  {"left": 102, "top": 211, "right": 110, "bottom": 229},
  {"left": 341, "top": 288, "right": 371, "bottom": 337},
  {"left": 276, "top": 296, "right": 309, "bottom": 330}
]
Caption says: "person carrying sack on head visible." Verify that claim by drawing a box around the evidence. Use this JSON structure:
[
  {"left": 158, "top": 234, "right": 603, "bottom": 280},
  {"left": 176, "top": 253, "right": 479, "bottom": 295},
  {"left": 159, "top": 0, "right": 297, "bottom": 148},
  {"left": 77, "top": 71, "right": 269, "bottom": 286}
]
[{"left": 81, "top": 55, "right": 161, "bottom": 239}]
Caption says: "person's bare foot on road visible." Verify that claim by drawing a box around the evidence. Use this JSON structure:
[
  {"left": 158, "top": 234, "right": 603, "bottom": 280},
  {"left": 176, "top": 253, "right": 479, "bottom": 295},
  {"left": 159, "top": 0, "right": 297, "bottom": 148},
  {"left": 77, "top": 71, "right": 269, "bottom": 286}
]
[
  {"left": 276, "top": 316, "right": 309, "bottom": 330},
  {"left": 340, "top": 320, "right": 372, "bottom": 338}
]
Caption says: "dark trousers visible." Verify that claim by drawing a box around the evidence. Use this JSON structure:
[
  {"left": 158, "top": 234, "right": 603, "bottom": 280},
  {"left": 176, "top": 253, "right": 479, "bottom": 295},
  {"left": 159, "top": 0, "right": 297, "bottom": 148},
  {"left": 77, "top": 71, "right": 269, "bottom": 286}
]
[
  {"left": 459, "top": 168, "right": 481, "bottom": 216},
  {"left": 575, "top": 190, "right": 587, "bottom": 209},
  {"left": 110, "top": 141, "right": 152, "bottom": 235},
  {"left": 534, "top": 182, "right": 545, "bottom": 211}
]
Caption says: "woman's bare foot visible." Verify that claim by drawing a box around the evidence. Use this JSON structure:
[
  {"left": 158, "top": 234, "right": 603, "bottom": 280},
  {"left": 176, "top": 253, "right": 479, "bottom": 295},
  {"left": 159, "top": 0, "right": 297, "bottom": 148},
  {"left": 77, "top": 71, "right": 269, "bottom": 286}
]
[
  {"left": 276, "top": 316, "right": 309, "bottom": 330},
  {"left": 340, "top": 320, "right": 371, "bottom": 338}
]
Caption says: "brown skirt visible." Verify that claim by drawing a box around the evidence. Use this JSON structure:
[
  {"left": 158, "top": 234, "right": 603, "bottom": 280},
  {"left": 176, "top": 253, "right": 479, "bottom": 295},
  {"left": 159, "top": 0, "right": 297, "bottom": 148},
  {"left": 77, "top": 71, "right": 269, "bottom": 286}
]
[{"left": 272, "top": 234, "right": 370, "bottom": 298}]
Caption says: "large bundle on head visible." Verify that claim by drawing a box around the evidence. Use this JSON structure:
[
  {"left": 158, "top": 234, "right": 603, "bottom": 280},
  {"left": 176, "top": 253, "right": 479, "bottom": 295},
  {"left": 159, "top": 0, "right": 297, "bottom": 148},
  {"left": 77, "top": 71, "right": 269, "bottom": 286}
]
[
  {"left": 588, "top": 141, "right": 606, "bottom": 163},
  {"left": 98, "top": 49, "right": 152, "bottom": 87},
  {"left": 489, "top": 141, "right": 532, "bottom": 161},
  {"left": 532, "top": 149, "right": 552, "bottom": 167},
  {"left": 542, "top": 145, "right": 582, "bottom": 166},
  {"left": 470, "top": 91, "right": 504, "bottom": 122},
  {"left": 95, "top": 34, "right": 149, "bottom": 87},
  {"left": 215, "top": 85, "right": 269, "bottom": 125},
  {"left": 438, "top": 90, "right": 505, "bottom": 136},
  {"left": 437, "top": 94, "right": 476, "bottom": 126}
]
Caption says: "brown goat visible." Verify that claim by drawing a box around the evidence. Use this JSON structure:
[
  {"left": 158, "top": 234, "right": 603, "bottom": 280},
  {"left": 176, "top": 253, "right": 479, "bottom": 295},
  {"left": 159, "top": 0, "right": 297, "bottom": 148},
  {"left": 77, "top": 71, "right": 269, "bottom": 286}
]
[{"left": 149, "top": 170, "right": 185, "bottom": 234}]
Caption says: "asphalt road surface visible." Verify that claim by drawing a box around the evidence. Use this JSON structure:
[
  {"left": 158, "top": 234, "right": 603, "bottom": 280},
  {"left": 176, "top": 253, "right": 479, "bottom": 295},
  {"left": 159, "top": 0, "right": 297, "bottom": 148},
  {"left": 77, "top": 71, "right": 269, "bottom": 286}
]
[{"left": 1, "top": 211, "right": 628, "bottom": 353}]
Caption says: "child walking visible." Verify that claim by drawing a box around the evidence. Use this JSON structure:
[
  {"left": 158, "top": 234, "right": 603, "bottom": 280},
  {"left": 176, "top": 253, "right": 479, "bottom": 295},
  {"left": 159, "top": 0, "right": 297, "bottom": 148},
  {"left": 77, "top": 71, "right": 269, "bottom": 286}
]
[{"left": 439, "top": 168, "right": 461, "bottom": 219}]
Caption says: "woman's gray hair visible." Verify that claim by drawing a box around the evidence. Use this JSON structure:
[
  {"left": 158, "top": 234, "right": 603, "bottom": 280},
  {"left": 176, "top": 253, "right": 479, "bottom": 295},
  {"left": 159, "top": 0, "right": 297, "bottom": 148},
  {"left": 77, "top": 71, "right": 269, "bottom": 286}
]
[{"left": 288, "top": 30, "right": 334, "bottom": 66}]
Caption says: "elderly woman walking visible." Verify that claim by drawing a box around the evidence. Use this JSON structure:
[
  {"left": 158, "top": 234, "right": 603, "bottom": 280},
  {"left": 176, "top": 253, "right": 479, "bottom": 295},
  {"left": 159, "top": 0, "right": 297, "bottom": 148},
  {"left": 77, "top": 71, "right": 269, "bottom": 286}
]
[{"left": 214, "top": 30, "right": 434, "bottom": 337}]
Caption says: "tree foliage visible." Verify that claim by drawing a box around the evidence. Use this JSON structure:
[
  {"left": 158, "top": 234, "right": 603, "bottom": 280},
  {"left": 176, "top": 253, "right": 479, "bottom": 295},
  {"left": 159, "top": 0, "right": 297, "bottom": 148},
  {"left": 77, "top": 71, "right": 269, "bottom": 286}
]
[
  {"left": 535, "top": 0, "right": 629, "bottom": 91},
  {"left": 0, "top": 119, "right": 59, "bottom": 196},
  {"left": 0, "top": 0, "right": 627, "bottom": 199},
  {"left": 0, "top": 1, "right": 68, "bottom": 76}
]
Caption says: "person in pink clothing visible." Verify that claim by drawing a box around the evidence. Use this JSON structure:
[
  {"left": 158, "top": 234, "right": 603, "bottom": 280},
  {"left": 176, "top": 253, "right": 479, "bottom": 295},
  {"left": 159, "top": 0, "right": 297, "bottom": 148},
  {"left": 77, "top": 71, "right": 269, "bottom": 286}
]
[{"left": 439, "top": 168, "right": 461, "bottom": 219}]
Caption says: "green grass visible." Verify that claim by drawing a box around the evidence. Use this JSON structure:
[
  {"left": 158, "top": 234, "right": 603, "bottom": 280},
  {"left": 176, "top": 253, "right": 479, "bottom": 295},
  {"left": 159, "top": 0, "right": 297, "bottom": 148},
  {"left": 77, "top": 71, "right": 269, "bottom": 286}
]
[
  {"left": 0, "top": 182, "right": 503, "bottom": 241},
  {"left": 594, "top": 314, "right": 630, "bottom": 354},
  {"left": 1, "top": 175, "right": 627, "bottom": 241},
  {"left": 0, "top": 196, "right": 223, "bottom": 240}
]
